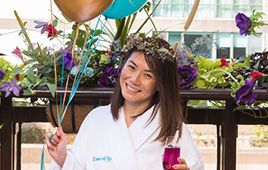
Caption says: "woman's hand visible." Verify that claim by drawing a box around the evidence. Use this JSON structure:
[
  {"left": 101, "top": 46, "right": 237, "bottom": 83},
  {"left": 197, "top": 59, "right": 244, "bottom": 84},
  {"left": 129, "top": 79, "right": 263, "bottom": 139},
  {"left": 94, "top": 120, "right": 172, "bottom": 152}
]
[
  {"left": 46, "top": 126, "right": 68, "bottom": 167},
  {"left": 172, "top": 158, "right": 190, "bottom": 170}
]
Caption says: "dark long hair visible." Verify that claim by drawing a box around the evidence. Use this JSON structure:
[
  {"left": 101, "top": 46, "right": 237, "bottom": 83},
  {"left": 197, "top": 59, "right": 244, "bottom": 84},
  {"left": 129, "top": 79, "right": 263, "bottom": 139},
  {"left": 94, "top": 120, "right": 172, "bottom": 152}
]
[{"left": 110, "top": 38, "right": 184, "bottom": 143}]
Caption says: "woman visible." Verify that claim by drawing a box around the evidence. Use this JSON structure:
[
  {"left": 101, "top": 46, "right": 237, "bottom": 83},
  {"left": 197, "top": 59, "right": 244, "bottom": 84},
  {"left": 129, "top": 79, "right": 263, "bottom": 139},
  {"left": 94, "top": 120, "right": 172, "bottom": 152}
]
[{"left": 47, "top": 34, "right": 204, "bottom": 170}]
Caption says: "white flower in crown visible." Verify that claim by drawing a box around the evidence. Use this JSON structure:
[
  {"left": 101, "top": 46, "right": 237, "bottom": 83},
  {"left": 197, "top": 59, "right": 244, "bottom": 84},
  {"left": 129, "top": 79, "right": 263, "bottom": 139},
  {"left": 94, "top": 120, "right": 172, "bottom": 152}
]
[{"left": 122, "top": 33, "right": 175, "bottom": 62}]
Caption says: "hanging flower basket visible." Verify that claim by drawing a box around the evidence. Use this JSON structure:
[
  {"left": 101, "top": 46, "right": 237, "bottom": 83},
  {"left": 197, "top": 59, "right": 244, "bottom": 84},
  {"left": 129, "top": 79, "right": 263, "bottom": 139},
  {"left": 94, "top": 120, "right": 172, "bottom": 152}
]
[{"left": 46, "top": 100, "right": 94, "bottom": 133}]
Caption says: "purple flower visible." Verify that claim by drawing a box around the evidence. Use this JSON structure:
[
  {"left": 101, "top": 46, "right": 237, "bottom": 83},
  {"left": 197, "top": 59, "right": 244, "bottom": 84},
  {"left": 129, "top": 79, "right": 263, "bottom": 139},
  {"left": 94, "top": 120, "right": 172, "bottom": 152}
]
[
  {"left": 0, "top": 78, "right": 21, "bottom": 97},
  {"left": 175, "top": 48, "right": 193, "bottom": 65},
  {"left": 64, "top": 52, "right": 77, "bottom": 71},
  {"left": 235, "top": 79, "right": 257, "bottom": 105},
  {"left": 34, "top": 20, "right": 48, "bottom": 34},
  {"left": 98, "top": 64, "right": 121, "bottom": 87},
  {"left": 0, "top": 69, "right": 5, "bottom": 80},
  {"left": 235, "top": 12, "right": 251, "bottom": 36},
  {"left": 177, "top": 65, "right": 197, "bottom": 89}
]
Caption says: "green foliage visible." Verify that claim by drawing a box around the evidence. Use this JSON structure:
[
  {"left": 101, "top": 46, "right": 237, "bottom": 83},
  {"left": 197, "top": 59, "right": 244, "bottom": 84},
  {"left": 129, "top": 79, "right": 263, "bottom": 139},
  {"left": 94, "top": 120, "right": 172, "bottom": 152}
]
[
  {"left": 194, "top": 56, "right": 235, "bottom": 89},
  {"left": 0, "top": 57, "right": 15, "bottom": 84},
  {"left": 249, "top": 10, "right": 267, "bottom": 35},
  {"left": 110, "top": 1, "right": 158, "bottom": 49},
  {"left": 193, "top": 54, "right": 254, "bottom": 99},
  {"left": 20, "top": 67, "right": 55, "bottom": 97}
]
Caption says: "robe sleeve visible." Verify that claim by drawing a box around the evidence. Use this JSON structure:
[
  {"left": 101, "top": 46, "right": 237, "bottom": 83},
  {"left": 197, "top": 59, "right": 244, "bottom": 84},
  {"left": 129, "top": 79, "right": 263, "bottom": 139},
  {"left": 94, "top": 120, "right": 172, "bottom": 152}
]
[
  {"left": 180, "top": 123, "right": 205, "bottom": 170},
  {"left": 50, "top": 109, "right": 96, "bottom": 170},
  {"left": 49, "top": 150, "right": 84, "bottom": 170}
]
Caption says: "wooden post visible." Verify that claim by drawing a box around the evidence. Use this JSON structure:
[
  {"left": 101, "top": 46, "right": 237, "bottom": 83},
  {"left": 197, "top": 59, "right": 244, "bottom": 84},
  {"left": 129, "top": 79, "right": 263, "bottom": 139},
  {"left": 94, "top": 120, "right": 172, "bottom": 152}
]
[
  {"left": 0, "top": 95, "right": 15, "bottom": 170},
  {"left": 221, "top": 100, "right": 237, "bottom": 170}
]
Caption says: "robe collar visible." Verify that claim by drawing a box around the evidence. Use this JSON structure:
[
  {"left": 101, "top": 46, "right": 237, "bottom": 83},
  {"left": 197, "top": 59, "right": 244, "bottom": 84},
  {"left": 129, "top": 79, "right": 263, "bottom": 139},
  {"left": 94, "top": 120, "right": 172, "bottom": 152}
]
[{"left": 121, "top": 105, "right": 161, "bottom": 150}]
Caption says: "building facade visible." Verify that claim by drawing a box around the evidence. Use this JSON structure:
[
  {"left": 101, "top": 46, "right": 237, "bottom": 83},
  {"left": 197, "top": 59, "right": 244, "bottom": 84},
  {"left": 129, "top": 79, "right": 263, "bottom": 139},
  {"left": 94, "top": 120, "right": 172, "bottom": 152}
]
[
  {"left": 0, "top": 0, "right": 268, "bottom": 59},
  {"left": 150, "top": 0, "right": 268, "bottom": 59}
]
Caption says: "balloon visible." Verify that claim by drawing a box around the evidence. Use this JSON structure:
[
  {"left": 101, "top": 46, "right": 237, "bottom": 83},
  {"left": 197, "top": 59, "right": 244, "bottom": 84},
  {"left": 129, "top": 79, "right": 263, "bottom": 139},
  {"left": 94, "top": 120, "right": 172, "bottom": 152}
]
[
  {"left": 84, "top": 67, "right": 94, "bottom": 77},
  {"left": 103, "top": 0, "right": 147, "bottom": 19},
  {"left": 54, "top": 0, "right": 113, "bottom": 22}
]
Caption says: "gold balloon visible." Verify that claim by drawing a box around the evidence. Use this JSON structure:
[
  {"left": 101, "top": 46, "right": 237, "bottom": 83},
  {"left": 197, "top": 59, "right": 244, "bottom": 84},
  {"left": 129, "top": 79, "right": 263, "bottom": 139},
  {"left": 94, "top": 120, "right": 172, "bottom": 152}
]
[{"left": 54, "top": 0, "right": 113, "bottom": 22}]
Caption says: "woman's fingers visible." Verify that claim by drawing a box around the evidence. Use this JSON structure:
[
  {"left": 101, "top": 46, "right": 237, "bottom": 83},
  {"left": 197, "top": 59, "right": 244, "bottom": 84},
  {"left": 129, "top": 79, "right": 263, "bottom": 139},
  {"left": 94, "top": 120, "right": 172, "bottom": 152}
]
[
  {"left": 45, "top": 135, "right": 55, "bottom": 151},
  {"left": 172, "top": 158, "right": 189, "bottom": 170},
  {"left": 46, "top": 127, "right": 61, "bottom": 146},
  {"left": 178, "top": 158, "right": 186, "bottom": 164}
]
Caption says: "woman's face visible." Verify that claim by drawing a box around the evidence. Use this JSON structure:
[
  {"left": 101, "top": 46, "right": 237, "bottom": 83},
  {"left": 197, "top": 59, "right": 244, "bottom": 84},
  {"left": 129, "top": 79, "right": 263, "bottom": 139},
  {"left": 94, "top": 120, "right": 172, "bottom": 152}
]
[{"left": 120, "top": 51, "right": 157, "bottom": 106}]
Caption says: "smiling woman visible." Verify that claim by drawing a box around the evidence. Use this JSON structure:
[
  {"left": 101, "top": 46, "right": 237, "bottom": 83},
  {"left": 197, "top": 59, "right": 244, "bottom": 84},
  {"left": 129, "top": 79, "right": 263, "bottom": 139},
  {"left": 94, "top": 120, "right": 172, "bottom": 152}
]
[
  {"left": 47, "top": 33, "right": 204, "bottom": 170},
  {"left": 119, "top": 51, "right": 157, "bottom": 119}
]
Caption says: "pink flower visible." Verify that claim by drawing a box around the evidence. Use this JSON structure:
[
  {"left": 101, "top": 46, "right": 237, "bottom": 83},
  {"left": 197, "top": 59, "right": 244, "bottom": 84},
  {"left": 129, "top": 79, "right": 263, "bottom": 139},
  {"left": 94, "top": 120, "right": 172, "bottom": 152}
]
[
  {"left": 250, "top": 71, "right": 266, "bottom": 81},
  {"left": 47, "top": 24, "right": 57, "bottom": 38},
  {"left": 12, "top": 47, "right": 23, "bottom": 59},
  {"left": 106, "top": 49, "right": 110, "bottom": 57},
  {"left": 220, "top": 58, "right": 229, "bottom": 67}
]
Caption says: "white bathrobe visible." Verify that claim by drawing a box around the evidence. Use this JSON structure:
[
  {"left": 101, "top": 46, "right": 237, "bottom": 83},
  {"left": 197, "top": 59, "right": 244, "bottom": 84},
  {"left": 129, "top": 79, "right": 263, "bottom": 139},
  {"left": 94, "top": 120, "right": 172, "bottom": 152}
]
[{"left": 50, "top": 104, "right": 204, "bottom": 170}]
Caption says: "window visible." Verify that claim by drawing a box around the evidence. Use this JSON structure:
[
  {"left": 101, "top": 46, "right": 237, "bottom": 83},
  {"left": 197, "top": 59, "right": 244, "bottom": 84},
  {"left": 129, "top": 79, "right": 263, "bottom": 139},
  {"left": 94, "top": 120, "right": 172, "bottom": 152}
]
[
  {"left": 217, "top": 0, "right": 262, "bottom": 18},
  {"left": 233, "top": 47, "right": 246, "bottom": 58},
  {"left": 233, "top": 34, "right": 246, "bottom": 58},
  {"left": 217, "top": 33, "right": 262, "bottom": 59},
  {"left": 168, "top": 32, "right": 213, "bottom": 58},
  {"left": 217, "top": 33, "right": 232, "bottom": 58},
  {"left": 153, "top": 0, "right": 262, "bottom": 18},
  {"left": 217, "top": 48, "right": 230, "bottom": 59},
  {"left": 169, "top": 32, "right": 262, "bottom": 59},
  {"left": 247, "top": 35, "right": 262, "bottom": 54},
  {"left": 153, "top": 0, "right": 217, "bottom": 18},
  {"left": 168, "top": 32, "right": 181, "bottom": 45}
]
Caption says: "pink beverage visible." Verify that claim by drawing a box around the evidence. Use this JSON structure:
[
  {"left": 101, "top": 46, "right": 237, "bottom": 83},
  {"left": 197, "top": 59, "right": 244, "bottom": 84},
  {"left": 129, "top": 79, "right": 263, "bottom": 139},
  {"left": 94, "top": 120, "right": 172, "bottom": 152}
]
[{"left": 162, "top": 147, "right": 180, "bottom": 170}]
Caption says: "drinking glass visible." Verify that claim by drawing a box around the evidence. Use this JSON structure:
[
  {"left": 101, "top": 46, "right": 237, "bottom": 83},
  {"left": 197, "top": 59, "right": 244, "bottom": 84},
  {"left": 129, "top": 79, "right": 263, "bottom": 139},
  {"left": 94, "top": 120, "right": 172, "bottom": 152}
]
[{"left": 162, "top": 136, "right": 180, "bottom": 170}]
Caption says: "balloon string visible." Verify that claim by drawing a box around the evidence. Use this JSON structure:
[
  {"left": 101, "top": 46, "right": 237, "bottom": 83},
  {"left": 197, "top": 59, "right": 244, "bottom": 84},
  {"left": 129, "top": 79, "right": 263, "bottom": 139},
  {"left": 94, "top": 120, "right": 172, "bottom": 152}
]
[
  {"left": 61, "top": 17, "right": 105, "bottom": 122},
  {"left": 53, "top": 50, "right": 59, "bottom": 123},
  {"left": 60, "top": 22, "right": 80, "bottom": 122},
  {"left": 58, "top": 29, "right": 67, "bottom": 123},
  {"left": 40, "top": 29, "right": 67, "bottom": 170},
  {"left": 60, "top": 16, "right": 106, "bottom": 124},
  {"left": 75, "top": 17, "right": 107, "bottom": 90},
  {"left": 40, "top": 145, "right": 46, "bottom": 170}
]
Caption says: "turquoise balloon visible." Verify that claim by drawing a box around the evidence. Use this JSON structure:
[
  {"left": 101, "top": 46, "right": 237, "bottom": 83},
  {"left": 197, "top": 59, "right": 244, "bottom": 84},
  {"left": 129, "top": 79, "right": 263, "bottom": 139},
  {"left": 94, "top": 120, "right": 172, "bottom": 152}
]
[
  {"left": 84, "top": 67, "right": 94, "bottom": 77},
  {"left": 103, "top": 0, "right": 147, "bottom": 19}
]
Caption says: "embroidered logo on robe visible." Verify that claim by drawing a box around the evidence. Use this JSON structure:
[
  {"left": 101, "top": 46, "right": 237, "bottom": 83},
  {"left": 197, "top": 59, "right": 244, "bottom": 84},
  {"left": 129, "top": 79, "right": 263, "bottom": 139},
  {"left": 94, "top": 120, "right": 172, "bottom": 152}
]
[{"left": 92, "top": 156, "right": 112, "bottom": 162}]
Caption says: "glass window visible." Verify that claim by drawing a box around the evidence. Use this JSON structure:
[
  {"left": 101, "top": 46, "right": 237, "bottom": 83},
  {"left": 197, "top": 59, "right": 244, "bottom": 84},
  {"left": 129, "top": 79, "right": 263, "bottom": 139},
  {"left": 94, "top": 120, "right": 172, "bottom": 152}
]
[
  {"left": 233, "top": 47, "right": 246, "bottom": 58},
  {"left": 169, "top": 32, "right": 213, "bottom": 58},
  {"left": 218, "top": 33, "right": 232, "bottom": 47},
  {"left": 217, "top": 33, "right": 232, "bottom": 59},
  {"left": 233, "top": 34, "right": 246, "bottom": 58},
  {"left": 217, "top": 0, "right": 262, "bottom": 18},
  {"left": 168, "top": 32, "right": 182, "bottom": 45},
  {"left": 169, "top": 32, "right": 263, "bottom": 59},
  {"left": 234, "top": 34, "right": 247, "bottom": 47},
  {"left": 248, "top": 35, "right": 262, "bottom": 54},
  {"left": 217, "top": 47, "right": 230, "bottom": 59},
  {"left": 197, "top": 0, "right": 216, "bottom": 18},
  {"left": 153, "top": 0, "right": 216, "bottom": 18},
  {"left": 153, "top": 0, "right": 262, "bottom": 18},
  {"left": 217, "top": 33, "right": 262, "bottom": 58}
]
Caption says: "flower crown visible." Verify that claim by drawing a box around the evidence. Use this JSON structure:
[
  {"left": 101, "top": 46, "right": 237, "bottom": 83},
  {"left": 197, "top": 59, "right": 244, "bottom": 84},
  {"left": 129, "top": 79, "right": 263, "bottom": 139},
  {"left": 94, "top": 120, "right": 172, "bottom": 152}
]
[{"left": 122, "top": 33, "right": 175, "bottom": 62}]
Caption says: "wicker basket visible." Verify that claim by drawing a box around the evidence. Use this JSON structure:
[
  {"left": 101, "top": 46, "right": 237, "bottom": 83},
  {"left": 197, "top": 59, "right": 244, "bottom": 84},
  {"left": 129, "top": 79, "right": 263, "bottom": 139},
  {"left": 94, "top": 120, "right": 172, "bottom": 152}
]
[{"left": 46, "top": 101, "right": 93, "bottom": 133}]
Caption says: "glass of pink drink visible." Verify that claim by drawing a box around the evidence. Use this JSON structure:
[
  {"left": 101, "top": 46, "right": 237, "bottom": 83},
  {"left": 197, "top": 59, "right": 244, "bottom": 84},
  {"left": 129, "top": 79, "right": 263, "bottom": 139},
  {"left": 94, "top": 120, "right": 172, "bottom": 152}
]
[{"left": 162, "top": 137, "right": 180, "bottom": 170}]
